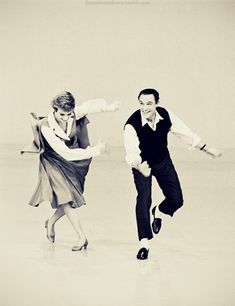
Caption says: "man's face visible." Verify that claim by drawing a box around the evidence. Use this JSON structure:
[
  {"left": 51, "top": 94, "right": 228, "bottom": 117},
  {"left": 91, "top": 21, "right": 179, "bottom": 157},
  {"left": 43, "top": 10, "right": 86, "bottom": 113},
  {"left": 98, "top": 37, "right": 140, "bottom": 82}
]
[{"left": 138, "top": 94, "right": 157, "bottom": 121}]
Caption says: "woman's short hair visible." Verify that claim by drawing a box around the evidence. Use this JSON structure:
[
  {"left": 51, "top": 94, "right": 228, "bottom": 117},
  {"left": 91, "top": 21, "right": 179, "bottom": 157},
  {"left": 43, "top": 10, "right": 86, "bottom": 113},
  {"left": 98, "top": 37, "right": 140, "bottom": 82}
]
[
  {"left": 51, "top": 91, "right": 75, "bottom": 112},
  {"left": 138, "top": 88, "right": 160, "bottom": 103}
]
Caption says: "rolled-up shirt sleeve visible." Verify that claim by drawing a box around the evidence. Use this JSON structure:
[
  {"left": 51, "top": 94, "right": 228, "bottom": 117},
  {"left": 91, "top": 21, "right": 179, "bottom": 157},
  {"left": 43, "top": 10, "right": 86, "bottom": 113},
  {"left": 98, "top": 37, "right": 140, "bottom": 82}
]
[
  {"left": 41, "top": 126, "right": 100, "bottom": 161},
  {"left": 168, "top": 109, "right": 201, "bottom": 149},
  {"left": 123, "top": 124, "right": 142, "bottom": 167}
]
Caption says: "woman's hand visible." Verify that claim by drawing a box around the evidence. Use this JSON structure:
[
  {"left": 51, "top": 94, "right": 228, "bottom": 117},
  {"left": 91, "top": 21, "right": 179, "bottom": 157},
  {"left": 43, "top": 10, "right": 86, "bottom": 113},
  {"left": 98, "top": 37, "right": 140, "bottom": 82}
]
[
  {"left": 106, "top": 101, "right": 122, "bottom": 111},
  {"left": 96, "top": 139, "right": 108, "bottom": 154},
  {"left": 112, "top": 101, "right": 122, "bottom": 111}
]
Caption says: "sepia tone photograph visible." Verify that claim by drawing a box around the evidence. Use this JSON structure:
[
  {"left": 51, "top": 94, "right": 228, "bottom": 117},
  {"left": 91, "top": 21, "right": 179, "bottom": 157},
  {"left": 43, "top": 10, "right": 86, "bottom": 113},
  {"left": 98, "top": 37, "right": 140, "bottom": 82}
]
[{"left": 0, "top": 0, "right": 235, "bottom": 305}]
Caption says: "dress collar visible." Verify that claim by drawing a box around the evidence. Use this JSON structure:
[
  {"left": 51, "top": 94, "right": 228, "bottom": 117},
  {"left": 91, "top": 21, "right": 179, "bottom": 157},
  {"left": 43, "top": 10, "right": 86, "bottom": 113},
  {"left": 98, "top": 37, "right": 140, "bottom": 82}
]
[
  {"left": 140, "top": 110, "right": 163, "bottom": 130},
  {"left": 47, "top": 111, "right": 73, "bottom": 140}
]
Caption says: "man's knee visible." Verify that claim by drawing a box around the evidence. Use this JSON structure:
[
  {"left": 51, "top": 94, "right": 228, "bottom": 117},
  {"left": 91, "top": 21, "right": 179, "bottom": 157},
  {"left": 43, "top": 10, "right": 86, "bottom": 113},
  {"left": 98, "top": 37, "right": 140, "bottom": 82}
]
[
  {"left": 176, "top": 198, "right": 183, "bottom": 209},
  {"left": 159, "top": 197, "right": 183, "bottom": 216},
  {"left": 173, "top": 194, "right": 184, "bottom": 209}
]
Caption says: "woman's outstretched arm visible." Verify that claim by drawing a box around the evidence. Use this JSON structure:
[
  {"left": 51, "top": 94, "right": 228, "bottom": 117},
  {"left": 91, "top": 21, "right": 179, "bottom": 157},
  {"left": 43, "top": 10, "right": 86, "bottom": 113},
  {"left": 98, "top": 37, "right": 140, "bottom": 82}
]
[{"left": 74, "top": 99, "right": 121, "bottom": 119}]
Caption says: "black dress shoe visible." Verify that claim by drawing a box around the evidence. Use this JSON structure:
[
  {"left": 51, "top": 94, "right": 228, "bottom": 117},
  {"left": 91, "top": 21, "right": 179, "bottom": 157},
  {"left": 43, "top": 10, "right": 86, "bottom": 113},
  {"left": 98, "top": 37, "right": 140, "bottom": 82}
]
[
  {"left": 152, "top": 218, "right": 162, "bottom": 234},
  {"left": 151, "top": 206, "right": 162, "bottom": 234},
  {"left": 136, "top": 247, "right": 149, "bottom": 260}
]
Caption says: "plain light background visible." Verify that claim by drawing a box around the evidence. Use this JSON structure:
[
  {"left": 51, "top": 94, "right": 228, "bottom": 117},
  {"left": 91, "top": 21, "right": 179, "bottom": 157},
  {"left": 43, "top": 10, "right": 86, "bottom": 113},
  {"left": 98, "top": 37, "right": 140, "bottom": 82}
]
[
  {"left": 0, "top": 0, "right": 235, "bottom": 148},
  {"left": 1, "top": 2, "right": 235, "bottom": 306}
]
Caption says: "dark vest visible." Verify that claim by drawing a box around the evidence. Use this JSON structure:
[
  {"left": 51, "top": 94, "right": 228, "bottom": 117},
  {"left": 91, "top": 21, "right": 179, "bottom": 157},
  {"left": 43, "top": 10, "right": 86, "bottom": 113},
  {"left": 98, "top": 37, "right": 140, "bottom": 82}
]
[{"left": 125, "top": 107, "right": 172, "bottom": 166}]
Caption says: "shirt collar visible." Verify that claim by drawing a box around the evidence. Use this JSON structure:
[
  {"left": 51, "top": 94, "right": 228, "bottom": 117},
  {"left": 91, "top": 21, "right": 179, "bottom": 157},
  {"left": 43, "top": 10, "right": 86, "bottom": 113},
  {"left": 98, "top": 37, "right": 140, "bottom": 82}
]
[
  {"left": 48, "top": 111, "right": 73, "bottom": 140},
  {"left": 140, "top": 110, "right": 163, "bottom": 130}
]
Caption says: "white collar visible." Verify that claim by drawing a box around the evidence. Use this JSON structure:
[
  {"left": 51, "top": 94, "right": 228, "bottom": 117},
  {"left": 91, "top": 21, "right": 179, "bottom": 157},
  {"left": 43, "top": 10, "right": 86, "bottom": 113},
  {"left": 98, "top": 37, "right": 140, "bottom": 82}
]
[
  {"left": 48, "top": 111, "right": 73, "bottom": 140},
  {"left": 140, "top": 110, "right": 163, "bottom": 130}
]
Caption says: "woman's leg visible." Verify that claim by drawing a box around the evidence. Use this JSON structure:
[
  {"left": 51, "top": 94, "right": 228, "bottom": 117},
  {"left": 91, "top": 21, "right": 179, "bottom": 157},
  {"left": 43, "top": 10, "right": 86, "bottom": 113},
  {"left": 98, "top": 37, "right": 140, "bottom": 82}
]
[
  {"left": 62, "top": 203, "right": 87, "bottom": 243},
  {"left": 46, "top": 206, "right": 65, "bottom": 242}
]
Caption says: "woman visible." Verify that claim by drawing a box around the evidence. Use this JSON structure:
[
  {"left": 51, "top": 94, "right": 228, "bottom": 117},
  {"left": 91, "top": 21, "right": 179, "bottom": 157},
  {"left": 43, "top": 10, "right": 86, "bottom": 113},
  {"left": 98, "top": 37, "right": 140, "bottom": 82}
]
[{"left": 23, "top": 91, "right": 120, "bottom": 251}]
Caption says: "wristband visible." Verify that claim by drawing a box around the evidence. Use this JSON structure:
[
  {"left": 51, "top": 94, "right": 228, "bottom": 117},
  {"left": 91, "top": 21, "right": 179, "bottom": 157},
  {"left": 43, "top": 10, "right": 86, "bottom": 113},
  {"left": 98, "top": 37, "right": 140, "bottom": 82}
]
[{"left": 200, "top": 144, "right": 206, "bottom": 151}]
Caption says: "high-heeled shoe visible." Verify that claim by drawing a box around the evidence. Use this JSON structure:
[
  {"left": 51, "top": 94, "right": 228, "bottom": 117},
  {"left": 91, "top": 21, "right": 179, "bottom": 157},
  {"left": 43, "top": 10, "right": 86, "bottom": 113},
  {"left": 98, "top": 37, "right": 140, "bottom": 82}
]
[
  {"left": 72, "top": 239, "right": 88, "bottom": 251},
  {"left": 45, "top": 219, "right": 55, "bottom": 243}
]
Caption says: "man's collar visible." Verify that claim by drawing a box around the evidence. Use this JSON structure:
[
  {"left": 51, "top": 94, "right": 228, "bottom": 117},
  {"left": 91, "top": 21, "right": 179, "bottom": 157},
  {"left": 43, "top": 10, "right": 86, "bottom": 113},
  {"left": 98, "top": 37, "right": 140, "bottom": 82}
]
[
  {"left": 48, "top": 111, "right": 72, "bottom": 140},
  {"left": 140, "top": 110, "right": 163, "bottom": 129}
]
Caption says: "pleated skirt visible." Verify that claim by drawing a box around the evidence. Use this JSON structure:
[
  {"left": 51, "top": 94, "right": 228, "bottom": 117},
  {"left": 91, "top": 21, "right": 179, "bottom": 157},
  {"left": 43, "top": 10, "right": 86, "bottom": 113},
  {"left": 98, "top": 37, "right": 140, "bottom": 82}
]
[{"left": 29, "top": 151, "right": 91, "bottom": 209}]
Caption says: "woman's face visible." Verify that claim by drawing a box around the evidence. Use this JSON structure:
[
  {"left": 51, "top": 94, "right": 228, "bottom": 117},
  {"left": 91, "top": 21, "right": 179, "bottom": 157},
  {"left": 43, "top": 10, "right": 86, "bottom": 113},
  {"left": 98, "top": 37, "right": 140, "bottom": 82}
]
[{"left": 54, "top": 108, "right": 74, "bottom": 124}]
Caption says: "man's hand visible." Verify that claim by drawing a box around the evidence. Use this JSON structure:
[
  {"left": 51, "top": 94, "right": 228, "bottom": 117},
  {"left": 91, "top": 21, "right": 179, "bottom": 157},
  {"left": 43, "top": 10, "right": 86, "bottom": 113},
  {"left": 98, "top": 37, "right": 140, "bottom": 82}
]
[
  {"left": 203, "top": 146, "right": 222, "bottom": 158},
  {"left": 137, "top": 161, "right": 151, "bottom": 177}
]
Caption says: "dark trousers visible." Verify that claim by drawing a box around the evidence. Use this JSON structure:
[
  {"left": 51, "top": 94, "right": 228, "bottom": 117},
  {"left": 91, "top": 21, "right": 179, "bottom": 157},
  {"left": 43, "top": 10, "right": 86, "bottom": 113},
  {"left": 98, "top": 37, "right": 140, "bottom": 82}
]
[{"left": 132, "top": 157, "right": 183, "bottom": 241}]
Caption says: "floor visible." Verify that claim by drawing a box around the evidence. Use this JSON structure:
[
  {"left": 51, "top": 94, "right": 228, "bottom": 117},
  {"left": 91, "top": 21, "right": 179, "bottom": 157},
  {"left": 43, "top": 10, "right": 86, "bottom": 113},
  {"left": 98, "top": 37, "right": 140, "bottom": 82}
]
[{"left": 0, "top": 145, "right": 235, "bottom": 306}]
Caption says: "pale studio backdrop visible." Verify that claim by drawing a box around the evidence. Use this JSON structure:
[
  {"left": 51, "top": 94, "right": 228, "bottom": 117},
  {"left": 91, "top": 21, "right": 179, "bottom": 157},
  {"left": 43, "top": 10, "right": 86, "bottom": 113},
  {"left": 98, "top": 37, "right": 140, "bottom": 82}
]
[{"left": 0, "top": 0, "right": 235, "bottom": 149}]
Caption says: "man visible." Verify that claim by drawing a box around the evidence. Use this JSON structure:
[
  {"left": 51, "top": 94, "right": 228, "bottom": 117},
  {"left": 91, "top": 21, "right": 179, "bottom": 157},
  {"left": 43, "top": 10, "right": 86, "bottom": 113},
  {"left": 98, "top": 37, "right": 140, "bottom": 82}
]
[{"left": 124, "top": 88, "right": 221, "bottom": 260}]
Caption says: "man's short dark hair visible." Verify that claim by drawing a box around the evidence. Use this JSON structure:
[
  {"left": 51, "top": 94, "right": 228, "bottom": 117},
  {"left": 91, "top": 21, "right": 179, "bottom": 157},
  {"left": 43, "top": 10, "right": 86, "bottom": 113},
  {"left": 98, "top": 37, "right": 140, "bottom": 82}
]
[{"left": 138, "top": 88, "right": 160, "bottom": 103}]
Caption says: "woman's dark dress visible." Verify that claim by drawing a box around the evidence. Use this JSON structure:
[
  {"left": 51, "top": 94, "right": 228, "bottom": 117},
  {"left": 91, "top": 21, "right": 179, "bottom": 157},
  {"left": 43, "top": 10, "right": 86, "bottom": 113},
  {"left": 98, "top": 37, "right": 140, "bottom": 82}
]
[{"left": 28, "top": 115, "right": 92, "bottom": 209}]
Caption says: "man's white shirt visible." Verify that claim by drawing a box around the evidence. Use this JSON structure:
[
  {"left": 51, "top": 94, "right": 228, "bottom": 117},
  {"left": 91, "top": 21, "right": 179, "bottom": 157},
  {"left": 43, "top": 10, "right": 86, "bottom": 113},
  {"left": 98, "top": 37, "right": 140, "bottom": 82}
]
[{"left": 124, "top": 108, "right": 201, "bottom": 167}]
